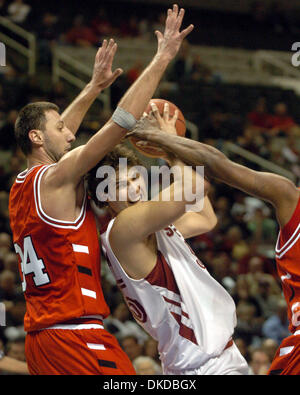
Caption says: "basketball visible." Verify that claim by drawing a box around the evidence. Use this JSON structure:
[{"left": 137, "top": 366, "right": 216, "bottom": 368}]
[{"left": 129, "top": 98, "right": 186, "bottom": 158}]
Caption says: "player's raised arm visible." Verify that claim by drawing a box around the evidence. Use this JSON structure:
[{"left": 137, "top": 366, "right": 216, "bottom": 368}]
[
  {"left": 54, "top": 4, "right": 194, "bottom": 186},
  {"left": 128, "top": 125, "right": 300, "bottom": 228},
  {"left": 61, "top": 41, "right": 123, "bottom": 135}
]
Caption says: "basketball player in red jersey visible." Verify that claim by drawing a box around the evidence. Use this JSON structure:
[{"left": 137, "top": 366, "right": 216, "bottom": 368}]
[
  {"left": 129, "top": 108, "right": 300, "bottom": 375},
  {"left": 8, "top": 5, "right": 194, "bottom": 375}
]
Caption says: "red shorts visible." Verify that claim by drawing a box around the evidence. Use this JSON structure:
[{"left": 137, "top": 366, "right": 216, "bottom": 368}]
[
  {"left": 268, "top": 334, "right": 300, "bottom": 375},
  {"left": 25, "top": 319, "right": 136, "bottom": 375}
]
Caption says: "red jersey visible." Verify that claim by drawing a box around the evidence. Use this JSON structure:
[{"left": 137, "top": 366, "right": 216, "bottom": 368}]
[
  {"left": 275, "top": 189, "right": 300, "bottom": 334},
  {"left": 9, "top": 164, "right": 110, "bottom": 332}
]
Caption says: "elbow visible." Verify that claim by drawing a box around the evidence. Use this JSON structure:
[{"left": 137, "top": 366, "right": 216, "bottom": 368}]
[
  {"left": 209, "top": 213, "right": 218, "bottom": 231},
  {"left": 204, "top": 177, "right": 211, "bottom": 196},
  {"left": 203, "top": 213, "right": 218, "bottom": 233}
]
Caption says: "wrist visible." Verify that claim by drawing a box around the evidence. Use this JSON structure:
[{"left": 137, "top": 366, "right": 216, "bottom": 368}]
[
  {"left": 86, "top": 81, "right": 102, "bottom": 96},
  {"left": 152, "top": 53, "right": 171, "bottom": 69}
]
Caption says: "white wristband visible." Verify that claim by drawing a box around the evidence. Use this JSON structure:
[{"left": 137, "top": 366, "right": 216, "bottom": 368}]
[{"left": 112, "top": 107, "right": 137, "bottom": 131}]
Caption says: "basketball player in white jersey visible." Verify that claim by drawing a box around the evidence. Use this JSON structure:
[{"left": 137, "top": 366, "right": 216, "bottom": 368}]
[{"left": 87, "top": 107, "right": 249, "bottom": 375}]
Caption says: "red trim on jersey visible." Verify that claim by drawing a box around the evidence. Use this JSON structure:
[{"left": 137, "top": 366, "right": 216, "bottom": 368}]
[
  {"left": 276, "top": 189, "right": 300, "bottom": 258},
  {"left": 33, "top": 165, "right": 87, "bottom": 228},
  {"left": 146, "top": 250, "right": 197, "bottom": 345},
  {"left": 171, "top": 312, "right": 198, "bottom": 345},
  {"left": 279, "top": 188, "right": 300, "bottom": 243},
  {"left": 145, "top": 251, "right": 180, "bottom": 295}
]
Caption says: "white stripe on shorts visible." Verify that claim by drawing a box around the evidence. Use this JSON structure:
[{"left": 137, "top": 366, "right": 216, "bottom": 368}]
[
  {"left": 43, "top": 323, "right": 104, "bottom": 330},
  {"left": 81, "top": 288, "right": 97, "bottom": 299},
  {"left": 86, "top": 343, "right": 106, "bottom": 350}
]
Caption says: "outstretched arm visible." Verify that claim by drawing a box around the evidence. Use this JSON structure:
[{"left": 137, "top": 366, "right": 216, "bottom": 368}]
[
  {"left": 53, "top": 5, "right": 194, "bottom": 187},
  {"left": 129, "top": 123, "right": 300, "bottom": 228},
  {"left": 61, "top": 40, "right": 123, "bottom": 135}
]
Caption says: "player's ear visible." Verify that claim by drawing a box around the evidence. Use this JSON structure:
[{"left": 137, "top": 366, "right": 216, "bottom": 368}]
[{"left": 28, "top": 129, "right": 44, "bottom": 148}]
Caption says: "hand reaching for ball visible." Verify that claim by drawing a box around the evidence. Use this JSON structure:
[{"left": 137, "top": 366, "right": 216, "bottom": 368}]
[{"left": 129, "top": 98, "right": 186, "bottom": 158}]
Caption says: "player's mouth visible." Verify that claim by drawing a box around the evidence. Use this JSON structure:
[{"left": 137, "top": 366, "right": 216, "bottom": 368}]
[{"left": 128, "top": 194, "right": 142, "bottom": 204}]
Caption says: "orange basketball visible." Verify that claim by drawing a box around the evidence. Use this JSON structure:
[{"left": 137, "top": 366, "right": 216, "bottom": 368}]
[{"left": 129, "top": 98, "right": 186, "bottom": 158}]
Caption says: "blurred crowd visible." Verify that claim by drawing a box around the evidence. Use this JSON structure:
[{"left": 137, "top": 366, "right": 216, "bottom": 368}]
[{"left": 1, "top": 0, "right": 300, "bottom": 376}]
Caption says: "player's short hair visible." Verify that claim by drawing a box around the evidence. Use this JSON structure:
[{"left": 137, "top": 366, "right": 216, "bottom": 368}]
[
  {"left": 15, "top": 101, "right": 59, "bottom": 156},
  {"left": 87, "top": 143, "right": 142, "bottom": 208}
]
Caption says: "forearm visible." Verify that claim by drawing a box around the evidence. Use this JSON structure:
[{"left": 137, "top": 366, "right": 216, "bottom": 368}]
[
  {"left": 61, "top": 83, "right": 102, "bottom": 135},
  {"left": 0, "top": 356, "right": 29, "bottom": 374},
  {"left": 118, "top": 55, "right": 170, "bottom": 121},
  {"left": 149, "top": 133, "right": 226, "bottom": 178}
]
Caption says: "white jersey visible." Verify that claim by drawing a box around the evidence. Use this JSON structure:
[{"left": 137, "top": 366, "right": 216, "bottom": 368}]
[{"left": 101, "top": 219, "right": 237, "bottom": 373}]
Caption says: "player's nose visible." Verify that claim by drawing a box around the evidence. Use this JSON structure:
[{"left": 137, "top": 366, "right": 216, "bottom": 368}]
[{"left": 66, "top": 129, "right": 76, "bottom": 143}]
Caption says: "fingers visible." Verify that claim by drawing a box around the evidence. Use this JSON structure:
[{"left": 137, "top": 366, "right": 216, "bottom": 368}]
[
  {"left": 172, "top": 109, "right": 179, "bottom": 125},
  {"left": 163, "top": 102, "right": 169, "bottom": 121},
  {"left": 180, "top": 24, "right": 194, "bottom": 39},
  {"left": 109, "top": 67, "right": 124, "bottom": 84},
  {"left": 150, "top": 102, "right": 163, "bottom": 123},
  {"left": 96, "top": 39, "right": 116, "bottom": 64},
  {"left": 155, "top": 30, "right": 163, "bottom": 43},
  {"left": 175, "top": 7, "right": 185, "bottom": 31}
]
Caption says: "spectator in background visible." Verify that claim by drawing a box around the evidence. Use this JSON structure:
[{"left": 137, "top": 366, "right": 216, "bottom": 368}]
[
  {"left": 248, "top": 348, "right": 271, "bottom": 375},
  {"left": 222, "top": 225, "right": 250, "bottom": 262},
  {"left": 0, "top": 109, "right": 18, "bottom": 151},
  {"left": 235, "top": 300, "right": 263, "bottom": 346},
  {"left": 250, "top": 1, "right": 268, "bottom": 29},
  {"left": 120, "top": 15, "right": 140, "bottom": 38},
  {"left": 262, "top": 298, "right": 290, "bottom": 344},
  {"left": 120, "top": 335, "right": 144, "bottom": 362},
  {"left": 126, "top": 60, "right": 144, "bottom": 85},
  {"left": 104, "top": 302, "right": 148, "bottom": 344},
  {"left": 35, "top": 12, "right": 59, "bottom": 66},
  {"left": 280, "top": 134, "right": 300, "bottom": 179},
  {"left": 0, "top": 64, "right": 24, "bottom": 109},
  {"left": 143, "top": 337, "right": 160, "bottom": 363},
  {"left": 253, "top": 276, "right": 280, "bottom": 320},
  {"left": 0, "top": 0, "right": 6, "bottom": 16},
  {"left": 188, "top": 54, "right": 221, "bottom": 84},
  {"left": 0, "top": 269, "right": 18, "bottom": 302},
  {"left": 7, "top": 0, "right": 31, "bottom": 26},
  {"left": 268, "top": 102, "right": 298, "bottom": 137},
  {"left": 64, "top": 15, "right": 99, "bottom": 47},
  {"left": 0, "top": 233, "right": 11, "bottom": 255},
  {"left": 247, "top": 97, "right": 272, "bottom": 132},
  {"left": 6, "top": 0, "right": 30, "bottom": 22},
  {"left": 245, "top": 256, "right": 280, "bottom": 296},
  {"left": 234, "top": 337, "right": 251, "bottom": 363},
  {"left": 5, "top": 338, "right": 26, "bottom": 362},
  {"left": 261, "top": 338, "right": 280, "bottom": 363},
  {"left": 167, "top": 40, "right": 192, "bottom": 85},
  {"left": 91, "top": 7, "right": 114, "bottom": 39},
  {"left": 232, "top": 275, "right": 263, "bottom": 324},
  {"left": 133, "top": 356, "right": 162, "bottom": 375},
  {"left": 49, "top": 81, "right": 68, "bottom": 110},
  {"left": 246, "top": 207, "right": 278, "bottom": 243},
  {"left": 0, "top": 191, "right": 10, "bottom": 233},
  {"left": 268, "top": 1, "right": 292, "bottom": 35}
]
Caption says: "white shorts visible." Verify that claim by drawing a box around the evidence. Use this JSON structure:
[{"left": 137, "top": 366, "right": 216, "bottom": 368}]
[{"left": 163, "top": 343, "right": 249, "bottom": 375}]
